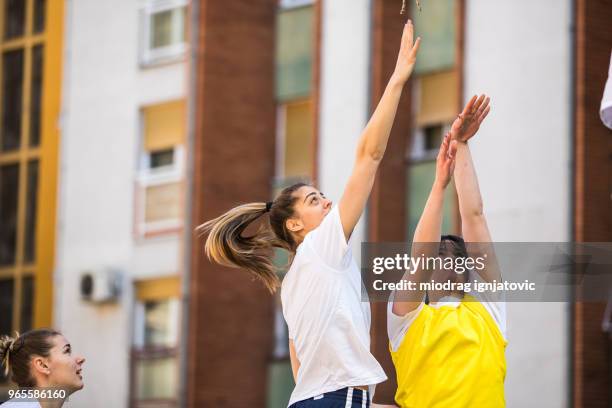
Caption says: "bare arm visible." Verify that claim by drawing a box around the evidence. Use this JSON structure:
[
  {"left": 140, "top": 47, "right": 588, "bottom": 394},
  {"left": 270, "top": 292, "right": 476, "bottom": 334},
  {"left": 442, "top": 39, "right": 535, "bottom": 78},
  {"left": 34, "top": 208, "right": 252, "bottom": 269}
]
[
  {"left": 393, "top": 135, "right": 456, "bottom": 316},
  {"left": 289, "top": 339, "right": 300, "bottom": 382},
  {"left": 339, "top": 21, "right": 420, "bottom": 240},
  {"left": 451, "top": 95, "right": 500, "bottom": 282},
  {"left": 454, "top": 143, "right": 490, "bottom": 241}
]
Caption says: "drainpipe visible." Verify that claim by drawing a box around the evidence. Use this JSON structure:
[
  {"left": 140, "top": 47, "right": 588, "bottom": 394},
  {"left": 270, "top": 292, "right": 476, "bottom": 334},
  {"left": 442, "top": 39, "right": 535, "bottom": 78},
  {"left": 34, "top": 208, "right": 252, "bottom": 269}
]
[{"left": 568, "top": 0, "right": 577, "bottom": 406}]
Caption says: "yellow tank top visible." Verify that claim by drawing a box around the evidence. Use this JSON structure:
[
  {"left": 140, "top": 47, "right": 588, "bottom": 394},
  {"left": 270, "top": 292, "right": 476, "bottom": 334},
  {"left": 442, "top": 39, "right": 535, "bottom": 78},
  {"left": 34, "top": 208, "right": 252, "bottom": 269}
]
[{"left": 390, "top": 295, "right": 507, "bottom": 408}]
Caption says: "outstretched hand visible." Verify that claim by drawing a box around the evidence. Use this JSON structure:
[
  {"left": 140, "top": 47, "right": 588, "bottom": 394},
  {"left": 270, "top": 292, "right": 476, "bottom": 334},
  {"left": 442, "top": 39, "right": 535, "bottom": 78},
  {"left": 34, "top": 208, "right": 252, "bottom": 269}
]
[
  {"left": 450, "top": 94, "right": 491, "bottom": 143},
  {"left": 392, "top": 20, "right": 421, "bottom": 84},
  {"left": 434, "top": 133, "right": 457, "bottom": 189}
]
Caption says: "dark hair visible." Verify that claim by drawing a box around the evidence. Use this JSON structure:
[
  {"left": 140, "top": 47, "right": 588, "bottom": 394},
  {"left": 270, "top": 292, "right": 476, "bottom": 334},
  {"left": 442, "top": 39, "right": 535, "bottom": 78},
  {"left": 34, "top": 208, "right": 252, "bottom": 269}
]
[
  {"left": 439, "top": 234, "right": 468, "bottom": 258},
  {"left": 423, "top": 235, "right": 469, "bottom": 304},
  {"left": 196, "top": 182, "right": 309, "bottom": 293},
  {"left": 0, "top": 329, "right": 61, "bottom": 387}
]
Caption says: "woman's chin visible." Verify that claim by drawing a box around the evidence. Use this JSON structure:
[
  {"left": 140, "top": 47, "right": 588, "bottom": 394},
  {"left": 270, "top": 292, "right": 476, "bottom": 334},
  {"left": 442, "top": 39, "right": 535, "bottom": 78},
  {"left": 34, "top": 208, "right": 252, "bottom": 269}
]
[{"left": 68, "top": 381, "right": 85, "bottom": 393}]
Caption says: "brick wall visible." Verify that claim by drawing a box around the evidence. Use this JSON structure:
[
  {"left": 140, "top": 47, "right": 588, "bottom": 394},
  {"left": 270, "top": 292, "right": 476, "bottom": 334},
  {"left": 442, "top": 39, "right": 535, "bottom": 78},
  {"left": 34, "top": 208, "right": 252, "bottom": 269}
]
[
  {"left": 573, "top": 0, "right": 612, "bottom": 406},
  {"left": 368, "top": 0, "right": 412, "bottom": 404},
  {"left": 188, "top": 1, "right": 277, "bottom": 407}
]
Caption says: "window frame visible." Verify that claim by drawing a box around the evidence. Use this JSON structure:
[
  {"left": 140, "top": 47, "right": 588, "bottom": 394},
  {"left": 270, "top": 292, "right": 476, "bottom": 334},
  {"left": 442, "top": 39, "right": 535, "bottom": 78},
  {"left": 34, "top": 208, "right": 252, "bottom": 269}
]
[
  {"left": 139, "top": 0, "right": 188, "bottom": 67},
  {"left": 135, "top": 99, "right": 186, "bottom": 238},
  {"left": 130, "top": 278, "right": 181, "bottom": 408},
  {"left": 0, "top": 0, "right": 61, "bottom": 398},
  {"left": 274, "top": 99, "right": 314, "bottom": 182},
  {"left": 135, "top": 144, "right": 185, "bottom": 237},
  {"left": 408, "top": 124, "right": 451, "bottom": 163}
]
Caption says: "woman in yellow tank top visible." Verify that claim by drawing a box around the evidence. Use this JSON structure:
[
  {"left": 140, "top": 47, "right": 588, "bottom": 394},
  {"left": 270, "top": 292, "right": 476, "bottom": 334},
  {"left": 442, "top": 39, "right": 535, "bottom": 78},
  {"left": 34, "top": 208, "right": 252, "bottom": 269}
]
[{"left": 388, "top": 95, "right": 507, "bottom": 408}]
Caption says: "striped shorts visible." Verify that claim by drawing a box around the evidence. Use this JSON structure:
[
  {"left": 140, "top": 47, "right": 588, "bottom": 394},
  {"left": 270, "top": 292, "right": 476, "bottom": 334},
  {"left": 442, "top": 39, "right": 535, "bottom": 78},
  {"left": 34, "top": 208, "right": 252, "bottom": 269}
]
[{"left": 289, "top": 387, "right": 370, "bottom": 408}]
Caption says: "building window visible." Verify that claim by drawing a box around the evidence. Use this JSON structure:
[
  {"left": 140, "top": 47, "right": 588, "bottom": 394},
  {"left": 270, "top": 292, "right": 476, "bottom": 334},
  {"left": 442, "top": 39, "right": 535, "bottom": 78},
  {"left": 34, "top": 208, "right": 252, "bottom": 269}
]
[
  {"left": 150, "top": 148, "right": 175, "bottom": 169},
  {"left": 132, "top": 277, "right": 181, "bottom": 408},
  {"left": 0, "top": 0, "right": 53, "bottom": 394},
  {"left": 0, "top": 275, "right": 34, "bottom": 388},
  {"left": 136, "top": 100, "right": 186, "bottom": 237},
  {"left": 276, "top": 99, "right": 314, "bottom": 182},
  {"left": 274, "top": 1, "right": 315, "bottom": 184},
  {"left": 407, "top": 130, "right": 457, "bottom": 238},
  {"left": 407, "top": 70, "right": 460, "bottom": 238},
  {"left": 140, "top": 0, "right": 188, "bottom": 66},
  {"left": 412, "top": 0, "right": 456, "bottom": 75},
  {"left": 275, "top": 4, "right": 313, "bottom": 101}
]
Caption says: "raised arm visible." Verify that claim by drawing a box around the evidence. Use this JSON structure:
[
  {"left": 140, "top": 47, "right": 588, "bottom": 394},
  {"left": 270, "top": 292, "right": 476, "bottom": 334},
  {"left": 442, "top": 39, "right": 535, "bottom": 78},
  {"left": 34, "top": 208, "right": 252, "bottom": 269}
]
[
  {"left": 451, "top": 95, "right": 500, "bottom": 283},
  {"left": 393, "top": 134, "right": 456, "bottom": 315},
  {"left": 338, "top": 21, "right": 420, "bottom": 240}
]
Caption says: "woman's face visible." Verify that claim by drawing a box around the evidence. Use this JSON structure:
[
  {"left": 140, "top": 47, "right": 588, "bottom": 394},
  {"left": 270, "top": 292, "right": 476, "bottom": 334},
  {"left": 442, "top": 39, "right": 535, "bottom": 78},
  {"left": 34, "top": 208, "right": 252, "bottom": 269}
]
[
  {"left": 288, "top": 186, "right": 332, "bottom": 238},
  {"left": 45, "top": 335, "right": 85, "bottom": 393}
]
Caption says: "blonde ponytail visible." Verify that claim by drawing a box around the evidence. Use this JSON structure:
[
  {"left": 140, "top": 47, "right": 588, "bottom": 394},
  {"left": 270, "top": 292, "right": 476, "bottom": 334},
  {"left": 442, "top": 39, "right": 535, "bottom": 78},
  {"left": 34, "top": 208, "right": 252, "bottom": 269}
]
[
  {"left": 197, "top": 202, "right": 285, "bottom": 292},
  {"left": 196, "top": 183, "right": 308, "bottom": 293}
]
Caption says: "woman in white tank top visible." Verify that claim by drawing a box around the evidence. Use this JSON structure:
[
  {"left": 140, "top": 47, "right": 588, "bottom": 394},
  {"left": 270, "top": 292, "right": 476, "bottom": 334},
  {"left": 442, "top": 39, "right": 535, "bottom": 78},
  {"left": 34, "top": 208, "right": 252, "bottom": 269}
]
[{"left": 199, "top": 20, "right": 421, "bottom": 408}]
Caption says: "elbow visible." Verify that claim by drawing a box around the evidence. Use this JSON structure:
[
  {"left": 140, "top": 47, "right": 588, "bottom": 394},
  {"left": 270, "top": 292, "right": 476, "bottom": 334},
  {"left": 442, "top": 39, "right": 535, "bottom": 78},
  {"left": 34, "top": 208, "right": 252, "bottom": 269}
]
[
  {"left": 366, "top": 151, "right": 384, "bottom": 163},
  {"left": 355, "top": 150, "right": 383, "bottom": 165},
  {"left": 369, "top": 149, "right": 385, "bottom": 162},
  {"left": 356, "top": 144, "right": 384, "bottom": 164},
  {"left": 466, "top": 211, "right": 485, "bottom": 224},
  {"left": 356, "top": 138, "right": 385, "bottom": 163},
  {"left": 462, "top": 202, "right": 484, "bottom": 219}
]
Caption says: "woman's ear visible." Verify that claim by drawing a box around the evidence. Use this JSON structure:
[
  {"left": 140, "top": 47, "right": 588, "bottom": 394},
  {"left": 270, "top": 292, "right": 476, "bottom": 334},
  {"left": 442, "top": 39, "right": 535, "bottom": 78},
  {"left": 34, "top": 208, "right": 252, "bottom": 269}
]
[
  {"left": 32, "top": 356, "right": 50, "bottom": 376},
  {"left": 286, "top": 218, "right": 304, "bottom": 233}
]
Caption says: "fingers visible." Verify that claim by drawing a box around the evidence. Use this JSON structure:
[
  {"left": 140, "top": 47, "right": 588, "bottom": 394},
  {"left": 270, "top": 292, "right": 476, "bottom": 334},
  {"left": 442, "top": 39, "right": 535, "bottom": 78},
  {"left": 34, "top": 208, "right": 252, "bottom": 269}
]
[
  {"left": 472, "top": 94, "right": 486, "bottom": 113},
  {"left": 440, "top": 133, "right": 457, "bottom": 163},
  {"left": 478, "top": 105, "right": 491, "bottom": 124},
  {"left": 435, "top": 134, "right": 456, "bottom": 185},
  {"left": 400, "top": 20, "right": 413, "bottom": 52},
  {"left": 442, "top": 141, "right": 457, "bottom": 175},
  {"left": 410, "top": 37, "right": 422, "bottom": 58},
  {"left": 438, "top": 133, "right": 450, "bottom": 160},
  {"left": 448, "top": 139, "right": 458, "bottom": 159},
  {"left": 475, "top": 96, "right": 490, "bottom": 123},
  {"left": 463, "top": 95, "right": 478, "bottom": 115},
  {"left": 478, "top": 96, "right": 490, "bottom": 113},
  {"left": 405, "top": 20, "right": 414, "bottom": 48},
  {"left": 475, "top": 96, "right": 490, "bottom": 116},
  {"left": 402, "top": 20, "right": 421, "bottom": 57}
]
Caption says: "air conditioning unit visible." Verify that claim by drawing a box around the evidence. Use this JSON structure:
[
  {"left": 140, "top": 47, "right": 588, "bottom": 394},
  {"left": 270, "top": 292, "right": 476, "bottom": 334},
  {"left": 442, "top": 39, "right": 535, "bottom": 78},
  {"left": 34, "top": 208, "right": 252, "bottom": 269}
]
[{"left": 80, "top": 269, "right": 123, "bottom": 303}]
